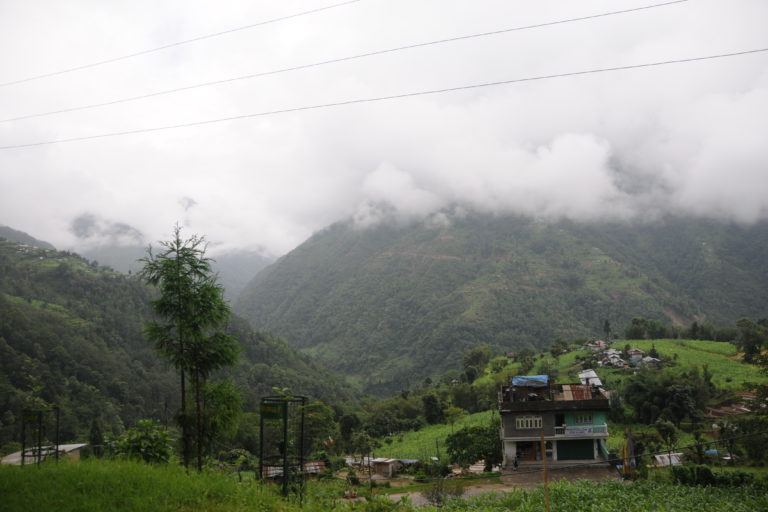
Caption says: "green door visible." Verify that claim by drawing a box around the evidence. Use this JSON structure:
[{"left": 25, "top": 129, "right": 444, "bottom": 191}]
[{"left": 558, "top": 440, "right": 594, "bottom": 460}]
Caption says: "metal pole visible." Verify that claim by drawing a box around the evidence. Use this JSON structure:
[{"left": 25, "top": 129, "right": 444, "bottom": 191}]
[
  {"left": 36, "top": 414, "right": 42, "bottom": 467},
  {"left": 259, "top": 403, "right": 265, "bottom": 481},
  {"left": 282, "top": 399, "right": 289, "bottom": 497},
  {"left": 55, "top": 406, "right": 60, "bottom": 463},
  {"left": 541, "top": 431, "right": 550, "bottom": 512},
  {"left": 20, "top": 413, "right": 26, "bottom": 467},
  {"left": 299, "top": 397, "right": 306, "bottom": 501}
]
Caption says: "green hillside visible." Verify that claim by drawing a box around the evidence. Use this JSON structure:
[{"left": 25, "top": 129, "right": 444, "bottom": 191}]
[
  {"left": 370, "top": 338, "right": 767, "bottom": 459},
  {"left": 553, "top": 338, "right": 765, "bottom": 390},
  {"left": 374, "top": 410, "right": 497, "bottom": 460},
  {"left": 0, "top": 239, "right": 353, "bottom": 448},
  {"left": 0, "top": 224, "right": 55, "bottom": 249},
  {"left": 236, "top": 215, "right": 768, "bottom": 394}
]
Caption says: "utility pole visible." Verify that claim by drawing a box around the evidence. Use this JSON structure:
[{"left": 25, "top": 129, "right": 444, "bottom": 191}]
[
  {"left": 54, "top": 406, "right": 60, "bottom": 463},
  {"left": 540, "top": 430, "right": 550, "bottom": 512}
]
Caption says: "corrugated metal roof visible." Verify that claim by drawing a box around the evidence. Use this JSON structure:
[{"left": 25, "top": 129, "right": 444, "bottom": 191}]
[
  {"left": 561, "top": 384, "right": 592, "bottom": 400},
  {"left": 578, "top": 370, "right": 603, "bottom": 387}
]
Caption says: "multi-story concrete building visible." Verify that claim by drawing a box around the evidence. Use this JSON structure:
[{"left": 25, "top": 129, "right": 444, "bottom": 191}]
[{"left": 498, "top": 374, "right": 610, "bottom": 467}]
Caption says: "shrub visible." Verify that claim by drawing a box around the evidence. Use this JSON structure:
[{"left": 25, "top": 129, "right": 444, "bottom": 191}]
[
  {"left": 346, "top": 468, "right": 361, "bottom": 486},
  {"left": 105, "top": 419, "right": 172, "bottom": 464},
  {"left": 327, "top": 455, "right": 348, "bottom": 471},
  {"left": 421, "top": 478, "right": 463, "bottom": 507},
  {"left": 673, "top": 464, "right": 758, "bottom": 488},
  {"left": 422, "top": 459, "right": 451, "bottom": 478}
]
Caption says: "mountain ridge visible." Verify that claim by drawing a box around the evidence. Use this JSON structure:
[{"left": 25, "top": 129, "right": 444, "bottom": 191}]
[
  {"left": 236, "top": 214, "right": 768, "bottom": 394},
  {"left": 0, "top": 237, "right": 354, "bottom": 446}
]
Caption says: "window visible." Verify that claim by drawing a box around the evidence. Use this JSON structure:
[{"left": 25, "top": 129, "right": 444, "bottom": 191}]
[
  {"left": 574, "top": 413, "right": 593, "bottom": 425},
  {"left": 516, "top": 415, "right": 542, "bottom": 429}
]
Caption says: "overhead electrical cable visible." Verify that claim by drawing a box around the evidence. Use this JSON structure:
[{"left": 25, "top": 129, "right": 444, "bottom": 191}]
[
  {"left": 0, "top": 0, "right": 363, "bottom": 88},
  {"left": 1, "top": 46, "right": 765, "bottom": 151},
  {"left": 0, "top": 0, "right": 689, "bottom": 123}
]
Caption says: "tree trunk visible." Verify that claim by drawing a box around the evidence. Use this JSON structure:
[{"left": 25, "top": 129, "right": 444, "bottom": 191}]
[
  {"left": 195, "top": 369, "right": 203, "bottom": 472},
  {"left": 181, "top": 367, "right": 189, "bottom": 468}
]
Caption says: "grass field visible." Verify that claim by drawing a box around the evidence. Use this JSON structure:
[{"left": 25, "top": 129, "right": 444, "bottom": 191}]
[
  {"left": 554, "top": 339, "right": 766, "bottom": 390},
  {"left": 374, "top": 410, "right": 499, "bottom": 460},
  {"left": 1, "top": 459, "right": 765, "bottom": 511},
  {"left": 627, "top": 339, "right": 763, "bottom": 389}
]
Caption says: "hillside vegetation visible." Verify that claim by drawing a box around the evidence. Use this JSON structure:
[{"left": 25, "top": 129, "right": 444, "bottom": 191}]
[
  {"left": 366, "top": 338, "right": 767, "bottom": 456},
  {"left": 553, "top": 338, "right": 765, "bottom": 389},
  {"left": 1, "top": 459, "right": 766, "bottom": 512},
  {"left": 236, "top": 215, "right": 768, "bottom": 393},
  {"left": 0, "top": 239, "right": 353, "bottom": 449}
]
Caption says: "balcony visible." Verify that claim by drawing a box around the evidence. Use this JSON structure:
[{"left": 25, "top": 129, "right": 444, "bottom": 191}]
[{"left": 553, "top": 424, "right": 608, "bottom": 437}]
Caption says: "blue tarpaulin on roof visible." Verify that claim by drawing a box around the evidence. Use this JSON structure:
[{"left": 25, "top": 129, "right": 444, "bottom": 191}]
[{"left": 511, "top": 375, "right": 549, "bottom": 387}]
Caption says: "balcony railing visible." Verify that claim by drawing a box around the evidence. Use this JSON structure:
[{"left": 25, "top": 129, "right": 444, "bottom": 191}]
[{"left": 554, "top": 424, "right": 608, "bottom": 436}]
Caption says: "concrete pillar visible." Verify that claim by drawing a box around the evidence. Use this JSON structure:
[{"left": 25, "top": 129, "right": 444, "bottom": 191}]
[
  {"left": 503, "top": 440, "right": 516, "bottom": 467},
  {"left": 552, "top": 440, "right": 558, "bottom": 461}
]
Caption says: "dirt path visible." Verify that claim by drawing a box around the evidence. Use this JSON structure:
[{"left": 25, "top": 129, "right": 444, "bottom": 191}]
[{"left": 387, "top": 467, "right": 620, "bottom": 506}]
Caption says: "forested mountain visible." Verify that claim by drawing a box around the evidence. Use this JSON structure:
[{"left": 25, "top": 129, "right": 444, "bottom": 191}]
[
  {"left": 236, "top": 214, "right": 768, "bottom": 394},
  {"left": 0, "top": 239, "right": 353, "bottom": 447}
]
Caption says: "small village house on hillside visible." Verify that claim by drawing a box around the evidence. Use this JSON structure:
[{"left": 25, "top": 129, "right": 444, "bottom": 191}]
[{"left": 498, "top": 374, "right": 610, "bottom": 467}]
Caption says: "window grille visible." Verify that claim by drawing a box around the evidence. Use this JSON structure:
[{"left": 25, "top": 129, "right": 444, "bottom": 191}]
[{"left": 515, "top": 415, "right": 542, "bottom": 429}]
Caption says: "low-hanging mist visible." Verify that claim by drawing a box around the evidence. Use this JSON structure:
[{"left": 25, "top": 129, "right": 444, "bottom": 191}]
[{"left": 1, "top": 0, "right": 766, "bottom": 256}]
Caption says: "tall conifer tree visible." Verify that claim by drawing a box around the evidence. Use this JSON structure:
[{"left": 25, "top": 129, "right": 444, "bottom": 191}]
[{"left": 140, "top": 225, "right": 238, "bottom": 470}]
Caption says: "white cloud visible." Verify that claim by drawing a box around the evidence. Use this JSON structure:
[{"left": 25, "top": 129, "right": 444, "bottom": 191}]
[{"left": 1, "top": 0, "right": 767, "bottom": 254}]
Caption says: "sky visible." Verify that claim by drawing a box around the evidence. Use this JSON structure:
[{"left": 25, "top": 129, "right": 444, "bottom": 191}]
[{"left": 1, "top": 0, "right": 767, "bottom": 257}]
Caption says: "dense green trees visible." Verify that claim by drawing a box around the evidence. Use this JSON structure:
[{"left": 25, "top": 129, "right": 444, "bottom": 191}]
[
  {"left": 237, "top": 215, "right": 768, "bottom": 393},
  {"left": 462, "top": 345, "right": 491, "bottom": 383},
  {"left": 0, "top": 238, "right": 356, "bottom": 460},
  {"left": 422, "top": 394, "right": 445, "bottom": 425},
  {"left": 734, "top": 318, "right": 768, "bottom": 363},
  {"left": 445, "top": 419, "right": 502, "bottom": 471},
  {"left": 621, "top": 367, "right": 715, "bottom": 426},
  {"left": 624, "top": 317, "right": 671, "bottom": 340},
  {"left": 0, "top": 241, "right": 169, "bottom": 448},
  {"left": 140, "top": 226, "right": 239, "bottom": 470}
]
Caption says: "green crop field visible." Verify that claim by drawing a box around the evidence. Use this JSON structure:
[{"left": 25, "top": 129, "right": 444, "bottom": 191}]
[
  {"left": 1, "top": 459, "right": 765, "bottom": 511},
  {"left": 628, "top": 339, "right": 763, "bottom": 389},
  {"left": 554, "top": 339, "right": 766, "bottom": 390},
  {"left": 374, "top": 410, "right": 499, "bottom": 460}
]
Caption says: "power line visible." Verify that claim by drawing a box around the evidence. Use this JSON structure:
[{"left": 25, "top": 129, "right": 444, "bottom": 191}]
[
  {"left": 0, "top": 0, "right": 363, "bottom": 88},
  {"left": 0, "top": 0, "right": 689, "bottom": 124},
  {"left": 1, "top": 46, "right": 765, "bottom": 151}
]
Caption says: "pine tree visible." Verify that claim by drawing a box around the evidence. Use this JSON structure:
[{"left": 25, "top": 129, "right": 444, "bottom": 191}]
[{"left": 140, "top": 225, "right": 238, "bottom": 470}]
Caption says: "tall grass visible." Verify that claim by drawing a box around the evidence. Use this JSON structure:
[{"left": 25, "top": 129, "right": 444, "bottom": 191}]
[
  {"left": 1, "top": 460, "right": 765, "bottom": 512},
  {"left": 0, "top": 459, "right": 289, "bottom": 512}
]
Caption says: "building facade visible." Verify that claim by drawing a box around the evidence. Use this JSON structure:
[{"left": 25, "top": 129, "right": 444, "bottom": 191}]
[{"left": 498, "top": 375, "right": 610, "bottom": 467}]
